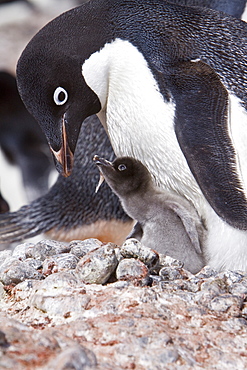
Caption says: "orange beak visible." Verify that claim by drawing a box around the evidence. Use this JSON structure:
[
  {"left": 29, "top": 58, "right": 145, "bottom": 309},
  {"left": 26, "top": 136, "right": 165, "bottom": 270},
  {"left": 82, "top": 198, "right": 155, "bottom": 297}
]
[{"left": 50, "top": 114, "right": 74, "bottom": 177}]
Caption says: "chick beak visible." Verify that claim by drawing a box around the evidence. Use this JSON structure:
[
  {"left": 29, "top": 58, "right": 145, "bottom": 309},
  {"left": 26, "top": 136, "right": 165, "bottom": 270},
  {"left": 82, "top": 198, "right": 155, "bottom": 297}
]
[
  {"left": 93, "top": 155, "right": 113, "bottom": 167},
  {"left": 50, "top": 115, "right": 74, "bottom": 177},
  {"left": 93, "top": 155, "right": 113, "bottom": 193},
  {"left": 95, "top": 172, "right": 105, "bottom": 193}
]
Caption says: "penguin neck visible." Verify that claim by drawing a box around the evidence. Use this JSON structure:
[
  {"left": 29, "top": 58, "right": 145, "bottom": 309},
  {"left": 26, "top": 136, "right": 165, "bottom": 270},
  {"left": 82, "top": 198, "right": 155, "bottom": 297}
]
[
  {"left": 83, "top": 38, "right": 202, "bottom": 208},
  {"left": 120, "top": 185, "right": 162, "bottom": 224}
]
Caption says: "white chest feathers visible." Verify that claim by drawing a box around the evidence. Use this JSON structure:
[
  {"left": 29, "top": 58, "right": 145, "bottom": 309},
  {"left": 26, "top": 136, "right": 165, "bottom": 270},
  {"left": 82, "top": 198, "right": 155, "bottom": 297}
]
[{"left": 82, "top": 38, "right": 200, "bottom": 204}]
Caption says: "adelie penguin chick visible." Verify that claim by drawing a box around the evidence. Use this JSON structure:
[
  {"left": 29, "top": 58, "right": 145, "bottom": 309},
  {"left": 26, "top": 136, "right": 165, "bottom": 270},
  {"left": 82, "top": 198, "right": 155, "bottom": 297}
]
[{"left": 94, "top": 155, "right": 206, "bottom": 274}]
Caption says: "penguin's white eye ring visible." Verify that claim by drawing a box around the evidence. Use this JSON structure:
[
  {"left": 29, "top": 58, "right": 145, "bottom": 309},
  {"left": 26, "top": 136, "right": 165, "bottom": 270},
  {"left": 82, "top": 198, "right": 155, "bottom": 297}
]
[
  {"left": 53, "top": 87, "right": 68, "bottom": 106},
  {"left": 118, "top": 164, "right": 127, "bottom": 171}
]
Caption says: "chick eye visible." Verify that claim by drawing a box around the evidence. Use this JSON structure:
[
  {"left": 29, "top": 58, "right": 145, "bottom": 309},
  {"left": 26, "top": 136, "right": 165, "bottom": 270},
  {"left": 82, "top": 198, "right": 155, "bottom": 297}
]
[
  {"left": 53, "top": 87, "right": 68, "bottom": 105},
  {"left": 118, "top": 164, "right": 127, "bottom": 171}
]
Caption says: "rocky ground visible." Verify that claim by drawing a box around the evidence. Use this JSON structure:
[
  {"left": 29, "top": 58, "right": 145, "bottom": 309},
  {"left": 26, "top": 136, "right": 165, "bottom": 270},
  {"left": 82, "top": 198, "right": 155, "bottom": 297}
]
[{"left": 0, "top": 237, "right": 247, "bottom": 369}]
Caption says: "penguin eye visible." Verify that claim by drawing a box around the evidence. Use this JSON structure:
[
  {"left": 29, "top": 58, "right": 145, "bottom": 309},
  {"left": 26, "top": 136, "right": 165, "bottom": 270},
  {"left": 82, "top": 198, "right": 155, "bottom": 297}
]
[
  {"left": 118, "top": 164, "right": 127, "bottom": 171},
  {"left": 53, "top": 87, "right": 68, "bottom": 106}
]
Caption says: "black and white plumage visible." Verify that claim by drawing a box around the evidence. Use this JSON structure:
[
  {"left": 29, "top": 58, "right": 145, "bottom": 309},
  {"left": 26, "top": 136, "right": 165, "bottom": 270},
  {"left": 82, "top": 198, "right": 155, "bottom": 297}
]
[
  {"left": 16, "top": 0, "right": 247, "bottom": 270},
  {"left": 94, "top": 155, "right": 206, "bottom": 273}
]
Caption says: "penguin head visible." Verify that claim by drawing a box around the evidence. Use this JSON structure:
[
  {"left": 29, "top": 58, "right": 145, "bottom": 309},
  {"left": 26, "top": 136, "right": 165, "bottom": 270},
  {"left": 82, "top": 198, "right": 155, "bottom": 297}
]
[
  {"left": 17, "top": 44, "right": 101, "bottom": 176},
  {"left": 93, "top": 155, "right": 152, "bottom": 197},
  {"left": 16, "top": 2, "right": 109, "bottom": 177}
]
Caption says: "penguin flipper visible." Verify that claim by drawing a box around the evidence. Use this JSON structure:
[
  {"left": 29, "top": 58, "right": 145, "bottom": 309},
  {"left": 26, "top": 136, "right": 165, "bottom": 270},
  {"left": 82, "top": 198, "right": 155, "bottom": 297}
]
[
  {"left": 168, "top": 60, "right": 247, "bottom": 230},
  {"left": 165, "top": 200, "right": 203, "bottom": 255}
]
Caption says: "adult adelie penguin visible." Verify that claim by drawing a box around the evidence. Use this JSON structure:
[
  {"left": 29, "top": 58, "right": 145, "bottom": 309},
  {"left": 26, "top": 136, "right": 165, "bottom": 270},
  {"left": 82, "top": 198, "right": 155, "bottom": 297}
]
[{"left": 16, "top": 0, "right": 247, "bottom": 271}]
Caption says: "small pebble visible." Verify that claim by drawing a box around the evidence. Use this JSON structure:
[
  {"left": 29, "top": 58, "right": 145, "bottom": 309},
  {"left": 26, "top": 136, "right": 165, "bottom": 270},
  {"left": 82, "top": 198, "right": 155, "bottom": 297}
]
[
  {"left": 229, "top": 279, "right": 247, "bottom": 295},
  {"left": 222, "top": 317, "right": 247, "bottom": 332},
  {"left": 159, "top": 266, "right": 183, "bottom": 281},
  {"left": 75, "top": 243, "right": 118, "bottom": 284},
  {"left": 195, "top": 265, "right": 218, "bottom": 279},
  {"left": 0, "top": 258, "right": 42, "bottom": 285},
  {"left": 116, "top": 258, "right": 149, "bottom": 281},
  {"left": 24, "top": 258, "right": 43, "bottom": 270},
  {"left": 180, "top": 280, "right": 200, "bottom": 293},
  {"left": 12, "top": 243, "right": 32, "bottom": 261},
  {"left": 208, "top": 295, "right": 242, "bottom": 313},
  {"left": 158, "top": 254, "right": 184, "bottom": 269},
  {"left": 149, "top": 275, "right": 163, "bottom": 285},
  {"left": 116, "top": 258, "right": 148, "bottom": 280},
  {"left": 200, "top": 277, "right": 227, "bottom": 295},
  {"left": 69, "top": 238, "right": 103, "bottom": 258},
  {"left": 43, "top": 253, "right": 79, "bottom": 275},
  {"left": 120, "top": 238, "right": 159, "bottom": 268},
  {"left": 220, "top": 270, "right": 244, "bottom": 284},
  {"left": 158, "top": 346, "right": 179, "bottom": 364},
  {"left": 25, "top": 239, "right": 70, "bottom": 261}
]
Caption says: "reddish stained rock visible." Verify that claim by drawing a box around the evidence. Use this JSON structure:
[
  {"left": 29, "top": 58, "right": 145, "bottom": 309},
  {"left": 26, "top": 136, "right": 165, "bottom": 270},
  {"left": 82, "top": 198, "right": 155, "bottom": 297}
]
[{"left": 116, "top": 258, "right": 149, "bottom": 281}]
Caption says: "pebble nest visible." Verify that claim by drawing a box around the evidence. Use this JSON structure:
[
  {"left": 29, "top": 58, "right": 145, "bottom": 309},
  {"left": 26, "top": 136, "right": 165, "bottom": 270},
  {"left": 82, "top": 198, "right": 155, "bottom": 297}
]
[{"left": 0, "top": 237, "right": 247, "bottom": 369}]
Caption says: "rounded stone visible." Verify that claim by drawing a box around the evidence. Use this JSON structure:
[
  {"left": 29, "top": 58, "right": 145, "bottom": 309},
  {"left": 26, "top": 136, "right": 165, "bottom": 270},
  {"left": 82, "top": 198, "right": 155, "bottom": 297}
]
[
  {"left": 25, "top": 239, "right": 70, "bottom": 261},
  {"left": 42, "top": 253, "right": 79, "bottom": 275},
  {"left": 159, "top": 266, "right": 183, "bottom": 281},
  {"left": 69, "top": 238, "right": 103, "bottom": 258},
  {"left": 120, "top": 238, "right": 159, "bottom": 268},
  {"left": 195, "top": 266, "right": 218, "bottom": 279},
  {"left": 75, "top": 243, "right": 118, "bottom": 284},
  {"left": 158, "top": 255, "right": 184, "bottom": 269},
  {"left": 13, "top": 243, "right": 33, "bottom": 261},
  {"left": 0, "top": 258, "right": 42, "bottom": 285},
  {"left": 116, "top": 258, "right": 149, "bottom": 281}
]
